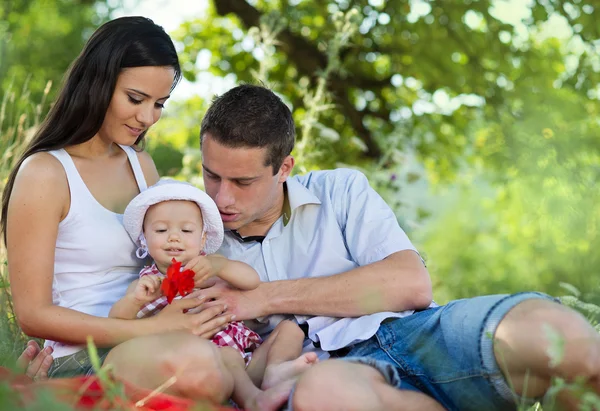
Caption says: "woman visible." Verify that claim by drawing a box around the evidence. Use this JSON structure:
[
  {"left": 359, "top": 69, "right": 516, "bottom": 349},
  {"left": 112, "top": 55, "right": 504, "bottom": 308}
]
[{"left": 2, "top": 16, "right": 235, "bottom": 402}]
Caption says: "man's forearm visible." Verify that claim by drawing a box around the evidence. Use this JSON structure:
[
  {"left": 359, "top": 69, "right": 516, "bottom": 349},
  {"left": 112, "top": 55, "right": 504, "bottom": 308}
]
[{"left": 260, "top": 250, "right": 432, "bottom": 318}]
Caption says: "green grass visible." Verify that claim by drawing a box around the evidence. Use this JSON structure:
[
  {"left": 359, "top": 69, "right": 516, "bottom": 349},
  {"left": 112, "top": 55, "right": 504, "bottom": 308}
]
[
  {"left": 0, "top": 262, "right": 26, "bottom": 369},
  {"left": 0, "top": 79, "right": 40, "bottom": 370}
]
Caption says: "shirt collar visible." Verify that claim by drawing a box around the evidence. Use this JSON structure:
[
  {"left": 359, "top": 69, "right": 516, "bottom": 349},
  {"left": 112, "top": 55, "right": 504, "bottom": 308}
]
[{"left": 286, "top": 176, "right": 321, "bottom": 212}]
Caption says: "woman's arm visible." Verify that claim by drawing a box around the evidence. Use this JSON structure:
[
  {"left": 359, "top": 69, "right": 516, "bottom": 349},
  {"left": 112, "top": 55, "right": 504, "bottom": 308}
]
[
  {"left": 7, "top": 154, "right": 232, "bottom": 346},
  {"left": 7, "top": 153, "right": 154, "bottom": 345}
]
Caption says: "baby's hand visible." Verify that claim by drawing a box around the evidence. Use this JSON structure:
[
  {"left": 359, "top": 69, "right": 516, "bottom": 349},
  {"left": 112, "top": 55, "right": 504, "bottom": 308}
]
[
  {"left": 134, "top": 275, "right": 163, "bottom": 303},
  {"left": 184, "top": 254, "right": 226, "bottom": 287}
]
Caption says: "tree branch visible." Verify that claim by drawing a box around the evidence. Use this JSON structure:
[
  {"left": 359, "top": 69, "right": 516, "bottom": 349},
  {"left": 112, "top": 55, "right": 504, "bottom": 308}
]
[
  {"left": 215, "top": 0, "right": 327, "bottom": 77},
  {"left": 333, "top": 88, "right": 382, "bottom": 158},
  {"left": 214, "top": 0, "right": 389, "bottom": 158}
]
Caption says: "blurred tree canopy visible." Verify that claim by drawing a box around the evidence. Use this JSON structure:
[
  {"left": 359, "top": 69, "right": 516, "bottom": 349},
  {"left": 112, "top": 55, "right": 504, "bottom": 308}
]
[
  {"left": 418, "top": 78, "right": 600, "bottom": 303},
  {"left": 174, "top": 0, "right": 599, "bottom": 179},
  {"left": 0, "top": 0, "right": 110, "bottom": 126}
]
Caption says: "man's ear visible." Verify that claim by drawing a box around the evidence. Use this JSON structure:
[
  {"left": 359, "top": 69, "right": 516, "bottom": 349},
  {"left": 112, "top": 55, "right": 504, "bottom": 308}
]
[{"left": 277, "top": 155, "right": 295, "bottom": 183}]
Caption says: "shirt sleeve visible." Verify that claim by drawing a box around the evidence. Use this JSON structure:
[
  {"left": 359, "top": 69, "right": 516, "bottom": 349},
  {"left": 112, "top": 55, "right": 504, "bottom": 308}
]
[{"left": 332, "top": 169, "right": 418, "bottom": 266}]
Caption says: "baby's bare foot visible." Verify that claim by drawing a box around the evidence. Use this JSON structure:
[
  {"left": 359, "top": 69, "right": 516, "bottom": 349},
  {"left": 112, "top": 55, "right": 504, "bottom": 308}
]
[
  {"left": 247, "top": 379, "right": 295, "bottom": 411},
  {"left": 261, "top": 352, "right": 318, "bottom": 390}
]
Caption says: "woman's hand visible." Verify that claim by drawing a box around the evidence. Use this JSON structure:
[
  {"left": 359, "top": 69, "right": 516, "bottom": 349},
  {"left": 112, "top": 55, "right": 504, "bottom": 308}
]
[
  {"left": 153, "top": 291, "right": 235, "bottom": 339},
  {"left": 16, "top": 340, "right": 53, "bottom": 381}
]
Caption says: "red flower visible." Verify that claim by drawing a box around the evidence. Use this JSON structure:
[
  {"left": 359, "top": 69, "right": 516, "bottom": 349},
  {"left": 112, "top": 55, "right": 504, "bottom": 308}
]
[{"left": 161, "top": 258, "right": 195, "bottom": 304}]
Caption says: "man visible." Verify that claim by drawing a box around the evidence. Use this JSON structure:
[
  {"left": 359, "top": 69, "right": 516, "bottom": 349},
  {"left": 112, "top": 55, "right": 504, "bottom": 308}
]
[{"left": 196, "top": 84, "right": 600, "bottom": 411}]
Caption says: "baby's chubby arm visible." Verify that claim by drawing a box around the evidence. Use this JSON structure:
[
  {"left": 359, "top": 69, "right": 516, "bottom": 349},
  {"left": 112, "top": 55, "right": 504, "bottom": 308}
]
[
  {"left": 210, "top": 255, "right": 261, "bottom": 290},
  {"left": 109, "top": 276, "right": 162, "bottom": 319},
  {"left": 185, "top": 254, "right": 260, "bottom": 291}
]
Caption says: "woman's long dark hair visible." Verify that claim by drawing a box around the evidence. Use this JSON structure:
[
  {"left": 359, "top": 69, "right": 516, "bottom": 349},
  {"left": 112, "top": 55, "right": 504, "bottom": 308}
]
[{"left": 1, "top": 16, "right": 181, "bottom": 243}]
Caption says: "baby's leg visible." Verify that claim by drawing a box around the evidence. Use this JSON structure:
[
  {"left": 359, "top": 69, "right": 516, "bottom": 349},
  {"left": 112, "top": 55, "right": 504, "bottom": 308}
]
[
  {"left": 221, "top": 347, "right": 263, "bottom": 407},
  {"left": 221, "top": 347, "right": 294, "bottom": 411},
  {"left": 104, "top": 332, "right": 234, "bottom": 404},
  {"left": 246, "top": 380, "right": 296, "bottom": 411},
  {"left": 247, "top": 320, "right": 318, "bottom": 390}
]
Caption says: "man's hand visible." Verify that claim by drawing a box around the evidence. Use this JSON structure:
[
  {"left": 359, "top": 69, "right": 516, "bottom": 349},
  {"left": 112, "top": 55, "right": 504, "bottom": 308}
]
[
  {"left": 16, "top": 340, "right": 53, "bottom": 381},
  {"left": 197, "top": 278, "right": 268, "bottom": 321}
]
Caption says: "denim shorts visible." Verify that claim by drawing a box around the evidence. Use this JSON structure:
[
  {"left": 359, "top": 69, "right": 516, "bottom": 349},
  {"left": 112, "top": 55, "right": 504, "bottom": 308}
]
[
  {"left": 287, "top": 292, "right": 559, "bottom": 411},
  {"left": 48, "top": 348, "right": 111, "bottom": 379}
]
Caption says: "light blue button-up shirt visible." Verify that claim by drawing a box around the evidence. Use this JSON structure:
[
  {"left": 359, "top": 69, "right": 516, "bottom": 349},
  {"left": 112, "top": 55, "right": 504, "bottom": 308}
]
[{"left": 218, "top": 168, "right": 424, "bottom": 355}]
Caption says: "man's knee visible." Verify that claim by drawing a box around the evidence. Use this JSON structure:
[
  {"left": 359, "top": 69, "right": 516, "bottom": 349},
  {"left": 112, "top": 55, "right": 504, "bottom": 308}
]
[
  {"left": 291, "top": 361, "right": 348, "bottom": 411},
  {"left": 498, "top": 298, "right": 600, "bottom": 378},
  {"left": 291, "top": 360, "right": 387, "bottom": 411}
]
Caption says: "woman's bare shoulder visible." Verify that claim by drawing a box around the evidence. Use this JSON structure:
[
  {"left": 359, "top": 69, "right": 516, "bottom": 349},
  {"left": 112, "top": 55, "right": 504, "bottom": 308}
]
[
  {"left": 18, "top": 151, "right": 65, "bottom": 179},
  {"left": 13, "top": 152, "right": 69, "bottom": 203}
]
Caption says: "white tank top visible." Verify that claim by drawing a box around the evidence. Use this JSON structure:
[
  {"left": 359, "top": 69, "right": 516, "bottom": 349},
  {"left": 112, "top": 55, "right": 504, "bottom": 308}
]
[{"left": 44, "top": 145, "right": 147, "bottom": 358}]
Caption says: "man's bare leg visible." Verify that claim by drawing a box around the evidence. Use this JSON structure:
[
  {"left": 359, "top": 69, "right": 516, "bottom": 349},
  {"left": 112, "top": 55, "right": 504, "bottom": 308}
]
[
  {"left": 291, "top": 360, "right": 446, "bottom": 411},
  {"left": 494, "top": 299, "right": 600, "bottom": 410}
]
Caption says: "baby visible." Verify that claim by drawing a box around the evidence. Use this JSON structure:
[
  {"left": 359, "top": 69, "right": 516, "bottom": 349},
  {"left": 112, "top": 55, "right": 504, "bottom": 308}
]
[{"left": 110, "top": 180, "right": 316, "bottom": 409}]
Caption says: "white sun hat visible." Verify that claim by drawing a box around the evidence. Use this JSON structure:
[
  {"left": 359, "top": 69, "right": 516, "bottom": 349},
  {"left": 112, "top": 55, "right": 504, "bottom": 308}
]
[{"left": 123, "top": 179, "right": 224, "bottom": 257}]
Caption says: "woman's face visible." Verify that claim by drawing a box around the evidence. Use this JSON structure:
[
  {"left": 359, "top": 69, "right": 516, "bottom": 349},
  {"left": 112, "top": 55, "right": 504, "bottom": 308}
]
[{"left": 98, "top": 66, "right": 175, "bottom": 146}]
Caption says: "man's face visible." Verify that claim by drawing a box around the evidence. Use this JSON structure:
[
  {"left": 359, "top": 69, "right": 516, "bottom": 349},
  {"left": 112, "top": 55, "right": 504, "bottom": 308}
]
[{"left": 201, "top": 134, "right": 293, "bottom": 235}]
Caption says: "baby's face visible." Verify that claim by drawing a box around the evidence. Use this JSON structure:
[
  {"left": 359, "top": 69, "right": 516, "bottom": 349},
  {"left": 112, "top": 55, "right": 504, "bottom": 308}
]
[{"left": 143, "top": 200, "right": 204, "bottom": 271}]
